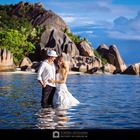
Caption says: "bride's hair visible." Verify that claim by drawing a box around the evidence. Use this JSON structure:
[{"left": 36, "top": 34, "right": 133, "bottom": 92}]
[{"left": 57, "top": 55, "right": 69, "bottom": 79}]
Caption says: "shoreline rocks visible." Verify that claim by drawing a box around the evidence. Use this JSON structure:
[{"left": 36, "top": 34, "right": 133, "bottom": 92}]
[
  {"left": 0, "top": 48, "right": 15, "bottom": 72},
  {"left": 0, "top": 2, "right": 139, "bottom": 75},
  {"left": 96, "top": 44, "right": 127, "bottom": 73},
  {"left": 122, "top": 63, "right": 140, "bottom": 75}
]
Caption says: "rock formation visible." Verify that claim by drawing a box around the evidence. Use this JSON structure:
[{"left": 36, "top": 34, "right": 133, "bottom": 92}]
[
  {"left": 20, "top": 57, "right": 32, "bottom": 71},
  {"left": 103, "top": 64, "right": 116, "bottom": 74},
  {"left": 11, "top": 1, "right": 67, "bottom": 31},
  {"left": 122, "top": 63, "right": 140, "bottom": 75},
  {"left": 39, "top": 27, "right": 99, "bottom": 73},
  {"left": 40, "top": 28, "right": 79, "bottom": 57},
  {"left": 77, "top": 41, "right": 95, "bottom": 57},
  {"left": 109, "top": 45, "right": 127, "bottom": 73},
  {"left": 0, "top": 2, "right": 131, "bottom": 74},
  {"left": 96, "top": 44, "right": 127, "bottom": 73},
  {"left": 7, "top": 2, "right": 99, "bottom": 73},
  {"left": 70, "top": 56, "right": 102, "bottom": 72},
  {"left": 0, "top": 48, "right": 15, "bottom": 72},
  {"left": 96, "top": 44, "right": 109, "bottom": 59}
]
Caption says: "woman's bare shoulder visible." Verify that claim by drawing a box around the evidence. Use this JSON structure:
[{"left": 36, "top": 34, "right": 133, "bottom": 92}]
[{"left": 64, "top": 61, "right": 69, "bottom": 70}]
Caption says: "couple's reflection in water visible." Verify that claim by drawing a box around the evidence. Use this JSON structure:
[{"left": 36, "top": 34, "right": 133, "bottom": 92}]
[{"left": 35, "top": 107, "right": 70, "bottom": 129}]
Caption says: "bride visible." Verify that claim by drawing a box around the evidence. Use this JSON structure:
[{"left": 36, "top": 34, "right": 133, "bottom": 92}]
[{"left": 48, "top": 55, "right": 80, "bottom": 109}]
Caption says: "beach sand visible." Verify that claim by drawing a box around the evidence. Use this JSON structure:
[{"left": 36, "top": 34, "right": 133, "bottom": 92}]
[
  {"left": 0, "top": 70, "right": 85, "bottom": 75},
  {"left": 0, "top": 71, "right": 36, "bottom": 75}
]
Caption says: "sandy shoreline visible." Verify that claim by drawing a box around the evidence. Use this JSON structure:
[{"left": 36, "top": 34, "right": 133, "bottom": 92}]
[{"left": 0, "top": 70, "right": 85, "bottom": 75}]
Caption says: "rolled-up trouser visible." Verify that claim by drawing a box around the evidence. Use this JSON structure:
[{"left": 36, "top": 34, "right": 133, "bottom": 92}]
[{"left": 41, "top": 85, "right": 56, "bottom": 108}]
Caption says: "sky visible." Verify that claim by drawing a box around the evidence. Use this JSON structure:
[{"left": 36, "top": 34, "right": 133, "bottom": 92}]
[{"left": 0, "top": 0, "right": 140, "bottom": 64}]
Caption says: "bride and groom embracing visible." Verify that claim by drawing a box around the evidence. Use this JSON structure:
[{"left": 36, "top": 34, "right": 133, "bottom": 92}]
[{"left": 37, "top": 50, "right": 80, "bottom": 109}]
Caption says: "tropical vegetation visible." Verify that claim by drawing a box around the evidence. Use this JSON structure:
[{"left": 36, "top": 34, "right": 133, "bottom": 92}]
[
  {"left": 63, "top": 28, "right": 88, "bottom": 45},
  {"left": 0, "top": 4, "right": 45, "bottom": 65}
]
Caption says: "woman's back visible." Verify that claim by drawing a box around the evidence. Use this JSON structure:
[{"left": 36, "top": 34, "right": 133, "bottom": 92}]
[{"left": 56, "top": 73, "right": 67, "bottom": 89}]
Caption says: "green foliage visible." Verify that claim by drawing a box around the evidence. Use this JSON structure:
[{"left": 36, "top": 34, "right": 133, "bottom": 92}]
[
  {"left": 0, "top": 4, "right": 45, "bottom": 65},
  {"left": 63, "top": 28, "right": 88, "bottom": 45},
  {"left": 0, "top": 29, "right": 35, "bottom": 65},
  {"left": 0, "top": 4, "right": 11, "bottom": 11},
  {"left": 27, "top": 26, "right": 45, "bottom": 45},
  {"left": 94, "top": 49, "right": 108, "bottom": 65},
  {"left": 0, "top": 11, "right": 32, "bottom": 32}
]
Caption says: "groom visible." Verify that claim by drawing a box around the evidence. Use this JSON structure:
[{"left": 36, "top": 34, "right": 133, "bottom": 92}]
[{"left": 37, "top": 50, "right": 58, "bottom": 108}]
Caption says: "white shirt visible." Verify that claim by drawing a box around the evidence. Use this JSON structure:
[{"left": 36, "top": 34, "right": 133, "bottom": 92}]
[{"left": 37, "top": 60, "right": 56, "bottom": 87}]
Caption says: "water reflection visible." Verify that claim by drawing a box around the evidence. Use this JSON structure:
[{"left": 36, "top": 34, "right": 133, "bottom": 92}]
[
  {"left": 36, "top": 107, "right": 69, "bottom": 129},
  {"left": 1, "top": 74, "right": 140, "bottom": 129}
]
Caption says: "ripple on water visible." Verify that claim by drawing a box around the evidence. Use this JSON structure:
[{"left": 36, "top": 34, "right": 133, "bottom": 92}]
[{"left": 0, "top": 74, "right": 140, "bottom": 129}]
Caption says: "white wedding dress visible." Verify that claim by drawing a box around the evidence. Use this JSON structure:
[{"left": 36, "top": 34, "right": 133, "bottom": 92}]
[{"left": 53, "top": 73, "right": 80, "bottom": 109}]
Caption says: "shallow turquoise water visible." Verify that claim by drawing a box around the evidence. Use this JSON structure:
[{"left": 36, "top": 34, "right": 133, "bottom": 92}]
[{"left": 0, "top": 73, "right": 140, "bottom": 129}]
